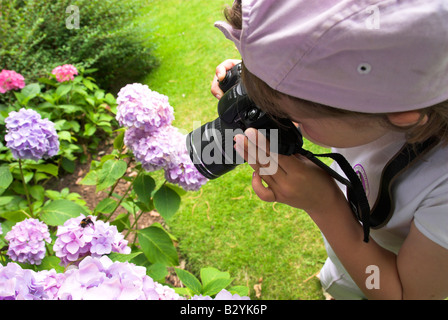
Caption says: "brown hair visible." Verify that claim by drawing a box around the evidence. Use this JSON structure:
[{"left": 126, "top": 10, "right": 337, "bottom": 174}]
[{"left": 224, "top": 1, "right": 448, "bottom": 145}]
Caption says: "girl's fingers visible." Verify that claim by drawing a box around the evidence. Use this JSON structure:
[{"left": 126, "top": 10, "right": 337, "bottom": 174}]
[
  {"left": 244, "top": 128, "right": 286, "bottom": 177},
  {"left": 251, "top": 171, "right": 276, "bottom": 202},
  {"left": 211, "top": 59, "right": 242, "bottom": 99}
]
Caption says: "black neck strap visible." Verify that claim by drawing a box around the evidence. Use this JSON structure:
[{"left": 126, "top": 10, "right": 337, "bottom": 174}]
[{"left": 297, "top": 137, "right": 438, "bottom": 243}]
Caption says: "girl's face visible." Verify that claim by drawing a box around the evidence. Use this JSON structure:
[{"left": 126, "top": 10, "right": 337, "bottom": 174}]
[{"left": 277, "top": 97, "right": 390, "bottom": 148}]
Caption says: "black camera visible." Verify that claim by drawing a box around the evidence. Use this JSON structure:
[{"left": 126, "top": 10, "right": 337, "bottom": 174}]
[{"left": 186, "top": 63, "right": 303, "bottom": 179}]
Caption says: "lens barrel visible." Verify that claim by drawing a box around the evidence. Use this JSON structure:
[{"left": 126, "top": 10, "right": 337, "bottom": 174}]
[{"left": 186, "top": 118, "right": 245, "bottom": 180}]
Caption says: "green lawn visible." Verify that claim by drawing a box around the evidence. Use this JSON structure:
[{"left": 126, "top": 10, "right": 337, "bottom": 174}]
[{"left": 139, "top": 0, "right": 329, "bottom": 300}]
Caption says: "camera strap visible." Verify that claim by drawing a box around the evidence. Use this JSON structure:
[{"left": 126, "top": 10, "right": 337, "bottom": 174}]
[{"left": 296, "top": 137, "right": 438, "bottom": 243}]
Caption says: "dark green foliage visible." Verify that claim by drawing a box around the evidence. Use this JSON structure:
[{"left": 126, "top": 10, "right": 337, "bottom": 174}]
[{"left": 0, "top": 0, "right": 158, "bottom": 99}]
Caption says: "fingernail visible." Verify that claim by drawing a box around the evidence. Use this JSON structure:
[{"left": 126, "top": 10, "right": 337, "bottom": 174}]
[{"left": 245, "top": 129, "right": 256, "bottom": 143}]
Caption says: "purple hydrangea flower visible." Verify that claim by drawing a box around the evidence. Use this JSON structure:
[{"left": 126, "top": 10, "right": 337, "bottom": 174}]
[
  {"left": 56, "top": 256, "right": 183, "bottom": 300},
  {"left": 116, "top": 83, "right": 174, "bottom": 133},
  {"left": 5, "top": 218, "right": 51, "bottom": 265},
  {"left": 4, "top": 108, "right": 59, "bottom": 161},
  {"left": 53, "top": 214, "right": 131, "bottom": 267},
  {"left": 116, "top": 83, "right": 208, "bottom": 191},
  {"left": 0, "top": 262, "right": 47, "bottom": 300},
  {"left": 124, "top": 126, "right": 178, "bottom": 172},
  {"left": 35, "top": 269, "right": 66, "bottom": 300},
  {"left": 164, "top": 133, "right": 208, "bottom": 191}
]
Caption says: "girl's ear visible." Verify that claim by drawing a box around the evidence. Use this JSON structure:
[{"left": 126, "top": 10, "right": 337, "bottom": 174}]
[{"left": 386, "top": 111, "right": 428, "bottom": 127}]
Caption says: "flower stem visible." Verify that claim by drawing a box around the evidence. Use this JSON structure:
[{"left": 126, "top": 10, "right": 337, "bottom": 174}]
[
  {"left": 18, "top": 159, "right": 33, "bottom": 217},
  {"left": 124, "top": 210, "right": 144, "bottom": 239},
  {"left": 104, "top": 177, "right": 135, "bottom": 223}
]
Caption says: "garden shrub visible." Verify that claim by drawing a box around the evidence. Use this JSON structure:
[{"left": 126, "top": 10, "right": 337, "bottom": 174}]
[{"left": 0, "top": 0, "right": 158, "bottom": 103}]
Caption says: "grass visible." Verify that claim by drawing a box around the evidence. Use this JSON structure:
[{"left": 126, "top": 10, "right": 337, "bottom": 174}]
[{"left": 138, "top": 0, "right": 330, "bottom": 300}]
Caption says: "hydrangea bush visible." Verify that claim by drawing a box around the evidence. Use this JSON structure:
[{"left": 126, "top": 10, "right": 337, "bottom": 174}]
[{"left": 0, "top": 68, "right": 248, "bottom": 300}]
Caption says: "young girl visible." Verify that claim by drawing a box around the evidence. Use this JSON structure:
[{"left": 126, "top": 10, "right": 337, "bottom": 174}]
[{"left": 211, "top": 0, "right": 448, "bottom": 299}]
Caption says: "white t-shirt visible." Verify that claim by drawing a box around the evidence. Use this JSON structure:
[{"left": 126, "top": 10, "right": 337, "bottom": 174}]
[{"left": 319, "top": 132, "right": 448, "bottom": 299}]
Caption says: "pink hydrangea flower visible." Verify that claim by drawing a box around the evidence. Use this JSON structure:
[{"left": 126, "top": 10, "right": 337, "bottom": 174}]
[
  {"left": 51, "top": 64, "right": 78, "bottom": 82},
  {"left": 0, "top": 69, "right": 25, "bottom": 93}
]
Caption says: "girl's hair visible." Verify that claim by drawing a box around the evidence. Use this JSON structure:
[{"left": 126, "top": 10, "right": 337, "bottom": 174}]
[{"left": 224, "top": 1, "right": 448, "bottom": 145}]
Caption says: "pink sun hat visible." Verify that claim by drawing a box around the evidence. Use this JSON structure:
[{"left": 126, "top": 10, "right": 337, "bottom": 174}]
[{"left": 215, "top": 0, "right": 448, "bottom": 113}]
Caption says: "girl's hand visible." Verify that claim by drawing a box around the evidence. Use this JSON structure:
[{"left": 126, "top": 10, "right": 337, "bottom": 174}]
[
  {"left": 211, "top": 59, "right": 242, "bottom": 99},
  {"left": 234, "top": 128, "right": 346, "bottom": 214}
]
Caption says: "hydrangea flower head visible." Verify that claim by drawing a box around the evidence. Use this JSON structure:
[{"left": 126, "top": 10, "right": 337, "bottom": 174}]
[
  {"left": 116, "top": 83, "right": 174, "bottom": 133},
  {"left": 5, "top": 218, "right": 51, "bottom": 265},
  {"left": 0, "top": 263, "right": 47, "bottom": 300},
  {"left": 51, "top": 64, "right": 78, "bottom": 82},
  {"left": 164, "top": 132, "right": 208, "bottom": 191},
  {"left": 53, "top": 214, "right": 131, "bottom": 267},
  {"left": 4, "top": 108, "right": 59, "bottom": 161},
  {"left": 56, "top": 256, "right": 183, "bottom": 300},
  {"left": 0, "top": 69, "right": 25, "bottom": 93},
  {"left": 124, "top": 126, "right": 179, "bottom": 172}
]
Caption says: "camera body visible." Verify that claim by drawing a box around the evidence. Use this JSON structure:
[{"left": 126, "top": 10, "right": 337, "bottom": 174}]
[{"left": 186, "top": 63, "right": 303, "bottom": 179}]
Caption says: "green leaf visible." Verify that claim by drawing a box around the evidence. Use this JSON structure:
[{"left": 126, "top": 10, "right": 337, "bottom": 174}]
[
  {"left": 96, "top": 159, "right": 127, "bottom": 191},
  {"left": 108, "top": 251, "right": 143, "bottom": 263},
  {"left": 26, "top": 163, "right": 59, "bottom": 177},
  {"left": 0, "top": 196, "right": 16, "bottom": 206},
  {"left": 37, "top": 256, "right": 64, "bottom": 273},
  {"left": 61, "top": 157, "right": 75, "bottom": 173},
  {"left": 202, "top": 278, "right": 234, "bottom": 296},
  {"left": 40, "top": 199, "right": 88, "bottom": 226},
  {"left": 0, "top": 166, "right": 13, "bottom": 195},
  {"left": 84, "top": 123, "right": 97, "bottom": 136},
  {"left": 21, "top": 83, "right": 41, "bottom": 97},
  {"left": 200, "top": 267, "right": 233, "bottom": 296},
  {"left": 147, "top": 262, "right": 168, "bottom": 283},
  {"left": 110, "top": 213, "right": 130, "bottom": 232},
  {"left": 82, "top": 78, "right": 94, "bottom": 91},
  {"left": 56, "top": 104, "right": 84, "bottom": 113},
  {"left": 133, "top": 174, "right": 155, "bottom": 206},
  {"left": 29, "top": 185, "right": 45, "bottom": 201},
  {"left": 55, "top": 83, "right": 72, "bottom": 98},
  {"left": 79, "top": 170, "right": 97, "bottom": 185},
  {"left": 227, "top": 286, "right": 250, "bottom": 297},
  {"left": 174, "top": 268, "right": 202, "bottom": 296},
  {"left": 113, "top": 130, "right": 125, "bottom": 150},
  {"left": 94, "top": 198, "right": 117, "bottom": 214},
  {"left": 20, "top": 83, "right": 41, "bottom": 105},
  {"left": 200, "top": 267, "right": 231, "bottom": 288},
  {"left": 153, "top": 185, "right": 180, "bottom": 220},
  {"left": 58, "top": 130, "right": 72, "bottom": 142},
  {"left": 137, "top": 226, "right": 179, "bottom": 266},
  {"left": 0, "top": 210, "right": 29, "bottom": 222}
]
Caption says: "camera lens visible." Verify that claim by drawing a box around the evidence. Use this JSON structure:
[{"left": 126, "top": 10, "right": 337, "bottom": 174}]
[{"left": 186, "top": 118, "right": 245, "bottom": 179}]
